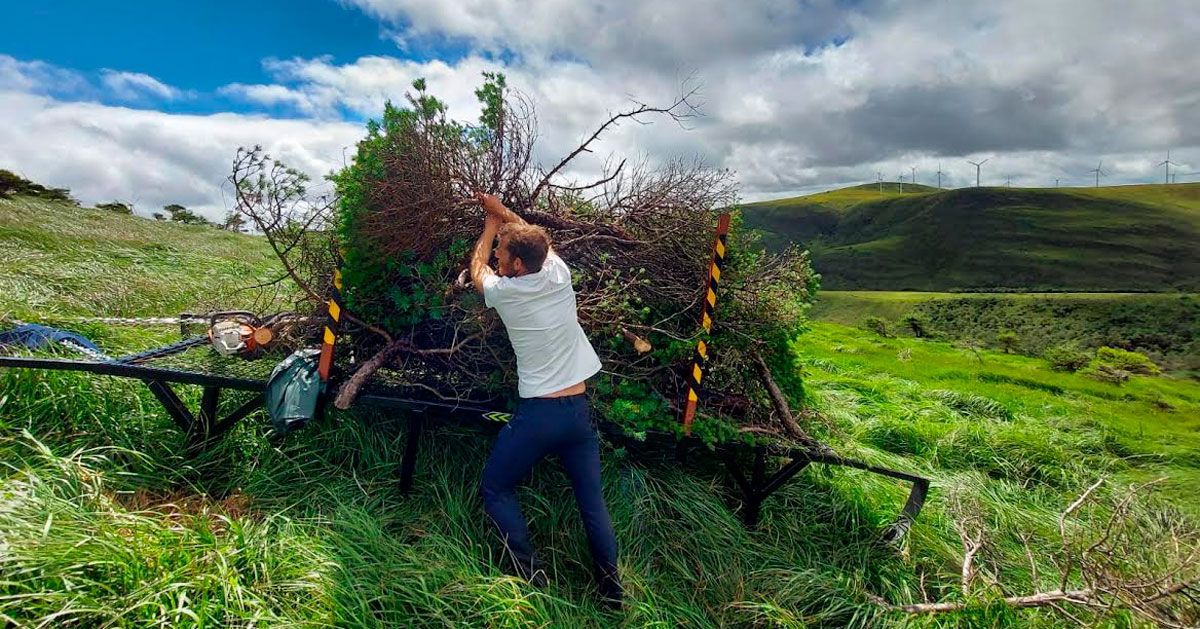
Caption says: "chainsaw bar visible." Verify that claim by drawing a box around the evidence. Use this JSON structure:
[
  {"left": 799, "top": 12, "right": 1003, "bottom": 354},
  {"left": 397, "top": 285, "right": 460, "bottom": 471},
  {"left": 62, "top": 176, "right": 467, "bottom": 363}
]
[{"left": 113, "top": 335, "right": 209, "bottom": 365}]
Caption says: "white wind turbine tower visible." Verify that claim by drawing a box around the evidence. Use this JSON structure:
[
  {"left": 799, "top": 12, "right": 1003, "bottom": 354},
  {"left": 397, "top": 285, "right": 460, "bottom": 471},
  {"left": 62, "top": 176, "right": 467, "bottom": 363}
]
[
  {"left": 936, "top": 163, "right": 944, "bottom": 189},
  {"left": 877, "top": 171, "right": 883, "bottom": 195},
  {"left": 898, "top": 173, "right": 906, "bottom": 193},
  {"left": 967, "top": 158, "right": 988, "bottom": 187},
  {"left": 911, "top": 166, "right": 916, "bottom": 187},
  {"left": 1089, "top": 161, "right": 1107, "bottom": 187},
  {"left": 1157, "top": 150, "right": 1176, "bottom": 184}
]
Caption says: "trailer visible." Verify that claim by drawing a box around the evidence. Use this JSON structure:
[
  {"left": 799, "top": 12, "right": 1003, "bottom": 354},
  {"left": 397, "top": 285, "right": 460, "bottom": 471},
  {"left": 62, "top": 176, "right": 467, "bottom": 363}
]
[{"left": 0, "top": 315, "right": 928, "bottom": 543}]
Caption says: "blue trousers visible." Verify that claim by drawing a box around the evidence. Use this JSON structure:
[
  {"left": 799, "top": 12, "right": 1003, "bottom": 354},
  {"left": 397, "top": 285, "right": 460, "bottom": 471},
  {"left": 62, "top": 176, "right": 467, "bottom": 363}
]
[{"left": 479, "top": 394, "right": 621, "bottom": 599}]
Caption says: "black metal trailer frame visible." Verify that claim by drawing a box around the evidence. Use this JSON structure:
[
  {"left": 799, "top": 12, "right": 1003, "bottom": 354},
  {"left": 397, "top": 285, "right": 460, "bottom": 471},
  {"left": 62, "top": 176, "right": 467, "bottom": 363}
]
[{"left": 0, "top": 349, "right": 929, "bottom": 541}]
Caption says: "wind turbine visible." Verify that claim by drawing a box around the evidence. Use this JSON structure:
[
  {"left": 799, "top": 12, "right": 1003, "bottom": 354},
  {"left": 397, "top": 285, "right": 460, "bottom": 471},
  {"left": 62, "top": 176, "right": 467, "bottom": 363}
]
[
  {"left": 898, "top": 173, "right": 906, "bottom": 194},
  {"left": 967, "top": 159, "right": 988, "bottom": 187},
  {"left": 877, "top": 171, "right": 883, "bottom": 195},
  {"left": 1089, "top": 161, "right": 1107, "bottom": 187},
  {"left": 1005, "top": 176, "right": 1012, "bottom": 187},
  {"left": 936, "top": 163, "right": 944, "bottom": 189},
  {"left": 1157, "top": 150, "right": 1176, "bottom": 184},
  {"left": 1055, "top": 177, "right": 1060, "bottom": 187},
  {"left": 911, "top": 166, "right": 917, "bottom": 187}
]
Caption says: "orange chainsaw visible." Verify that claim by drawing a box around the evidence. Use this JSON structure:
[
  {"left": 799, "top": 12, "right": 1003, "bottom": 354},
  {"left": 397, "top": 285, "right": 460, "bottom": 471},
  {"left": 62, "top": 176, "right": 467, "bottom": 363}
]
[{"left": 207, "top": 311, "right": 276, "bottom": 358}]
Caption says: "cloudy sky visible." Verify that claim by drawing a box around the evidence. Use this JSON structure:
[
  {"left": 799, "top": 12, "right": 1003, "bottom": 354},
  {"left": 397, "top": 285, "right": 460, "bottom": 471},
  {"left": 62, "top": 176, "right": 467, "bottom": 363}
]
[{"left": 2, "top": 0, "right": 1198, "bottom": 220}]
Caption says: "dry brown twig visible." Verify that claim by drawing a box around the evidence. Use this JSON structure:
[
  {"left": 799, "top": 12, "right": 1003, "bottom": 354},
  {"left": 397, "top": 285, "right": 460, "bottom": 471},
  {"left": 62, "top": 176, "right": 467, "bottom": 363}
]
[{"left": 871, "top": 478, "right": 1200, "bottom": 626}]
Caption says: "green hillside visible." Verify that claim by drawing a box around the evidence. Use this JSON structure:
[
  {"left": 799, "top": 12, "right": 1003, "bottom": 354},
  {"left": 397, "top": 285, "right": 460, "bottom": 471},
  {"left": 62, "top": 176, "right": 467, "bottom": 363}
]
[
  {"left": 0, "top": 195, "right": 281, "bottom": 322},
  {"left": 743, "top": 183, "right": 1200, "bottom": 291}
]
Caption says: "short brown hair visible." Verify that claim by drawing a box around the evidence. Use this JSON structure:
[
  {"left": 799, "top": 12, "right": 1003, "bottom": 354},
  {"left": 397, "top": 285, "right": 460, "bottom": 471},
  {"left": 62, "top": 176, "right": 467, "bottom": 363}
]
[{"left": 499, "top": 223, "right": 551, "bottom": 272}]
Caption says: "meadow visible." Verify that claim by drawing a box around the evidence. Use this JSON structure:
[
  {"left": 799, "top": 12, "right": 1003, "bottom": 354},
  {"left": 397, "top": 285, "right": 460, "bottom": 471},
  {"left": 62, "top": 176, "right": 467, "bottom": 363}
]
[
  {"left": 1, "top": 195, "right": 1197, "bottom": 626},
  {"left": 811, "top": 290, "right": 1199, "bottom": 374}
]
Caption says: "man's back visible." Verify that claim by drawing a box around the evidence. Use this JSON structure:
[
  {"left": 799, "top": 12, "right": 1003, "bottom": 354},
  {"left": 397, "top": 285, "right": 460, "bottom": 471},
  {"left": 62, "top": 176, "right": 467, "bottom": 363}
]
[{"left": 482, "top": 252, "right": 602, "bottom": 398}]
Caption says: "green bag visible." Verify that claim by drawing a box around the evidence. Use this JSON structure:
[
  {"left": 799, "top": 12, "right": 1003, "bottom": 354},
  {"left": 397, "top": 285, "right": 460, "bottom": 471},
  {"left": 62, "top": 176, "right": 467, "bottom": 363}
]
[{"left": 265, "top": 348, "right": 324, "bottom": 434}]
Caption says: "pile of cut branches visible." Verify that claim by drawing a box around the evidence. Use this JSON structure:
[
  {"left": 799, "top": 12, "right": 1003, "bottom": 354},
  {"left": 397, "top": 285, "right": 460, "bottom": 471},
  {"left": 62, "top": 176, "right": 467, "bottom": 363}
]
[{"left": 230, "top": 74, "right": 818, "bottom": 445}]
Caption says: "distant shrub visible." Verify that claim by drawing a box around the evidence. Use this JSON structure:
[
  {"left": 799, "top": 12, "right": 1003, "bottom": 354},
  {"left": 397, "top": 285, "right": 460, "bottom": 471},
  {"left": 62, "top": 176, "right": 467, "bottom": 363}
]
[
  {"left": 96, "top": 201, "right": 132, "bottom": 214},
  {"left": 995, "top": 330, "right": 1019, "bottom": 353},
  {"left": 164, "top": 204, "right": 211, "bottom": 226},
  {"left": 863, "top": 316, "right": 891, "bottom": 338},
  {"left": 1083, "top": 363, "right": 1131, "bottom": 385},
  {"left": 1044, "top": 342, "right": 1092, "bottom": 372},
  {"left": 901, "top": 313, "right": 929, "bottom": 337},
  {"left": 1094, "top": 346, "right": 1161, "bottom": 376},
  {"left": 0, "top": 169, "right": 77, "bottom": 204}
]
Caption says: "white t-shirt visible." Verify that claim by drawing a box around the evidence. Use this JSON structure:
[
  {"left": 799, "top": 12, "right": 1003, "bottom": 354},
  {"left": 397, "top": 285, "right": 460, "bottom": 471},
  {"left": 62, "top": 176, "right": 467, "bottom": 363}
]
[{"left": 482, "top": 252, "right": 603, "bottom": 398}]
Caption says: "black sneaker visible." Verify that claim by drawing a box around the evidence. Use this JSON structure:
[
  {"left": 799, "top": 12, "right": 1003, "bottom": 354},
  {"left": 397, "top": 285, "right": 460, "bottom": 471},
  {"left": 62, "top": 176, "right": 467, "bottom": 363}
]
[
  {"left": 597, "top": 572, "right": 623, "bottom": 611},
  {"left": 504, "top": 556, "right": 549, "bottom": 588}
]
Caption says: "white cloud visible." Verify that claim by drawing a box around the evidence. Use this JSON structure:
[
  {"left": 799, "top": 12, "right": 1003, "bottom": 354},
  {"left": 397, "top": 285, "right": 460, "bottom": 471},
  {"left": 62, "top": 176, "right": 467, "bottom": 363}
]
[
  {"left": 330, "top": 0, "right": 1200, "bottom": 195},
  {"left": 347, "top": 0, "right": 858, "bottom": 72},
  {"left": 0, "top": 91, "right": 360, "bottom": 220},
  {"left": 100, "top": 70, "right": 186, "bottom": 101},
  {"left": 0, "top": 55, "right": 90, "bottom": 96}
]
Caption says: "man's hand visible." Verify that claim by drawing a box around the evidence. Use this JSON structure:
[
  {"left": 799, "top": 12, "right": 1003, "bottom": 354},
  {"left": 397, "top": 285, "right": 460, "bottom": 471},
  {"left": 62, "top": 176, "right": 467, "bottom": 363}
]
[
  {"left": 475, "top": 192, "right": 527, "bottom": 225},
  {"left": 475, "top": 192, "right": 505, "bottom": 218}
]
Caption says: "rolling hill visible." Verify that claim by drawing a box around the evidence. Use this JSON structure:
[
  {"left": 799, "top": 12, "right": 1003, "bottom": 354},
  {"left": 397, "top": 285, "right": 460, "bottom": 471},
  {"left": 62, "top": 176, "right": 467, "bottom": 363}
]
[{"left": 742, "top": 183, "right": 1200, "bottom": 292}]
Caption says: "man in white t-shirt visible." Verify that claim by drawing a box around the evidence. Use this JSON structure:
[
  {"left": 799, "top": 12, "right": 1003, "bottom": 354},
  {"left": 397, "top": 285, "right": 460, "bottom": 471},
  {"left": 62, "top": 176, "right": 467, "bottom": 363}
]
[{"left": 470, "top": 192, "right": 622, "bottom": 607}]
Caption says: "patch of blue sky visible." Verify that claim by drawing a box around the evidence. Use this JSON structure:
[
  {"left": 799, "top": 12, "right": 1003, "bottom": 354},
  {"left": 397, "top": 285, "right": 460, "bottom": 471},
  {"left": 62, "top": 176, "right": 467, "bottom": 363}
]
[{"left": 1, "top": 0, "right": 474, "bottom": 117}]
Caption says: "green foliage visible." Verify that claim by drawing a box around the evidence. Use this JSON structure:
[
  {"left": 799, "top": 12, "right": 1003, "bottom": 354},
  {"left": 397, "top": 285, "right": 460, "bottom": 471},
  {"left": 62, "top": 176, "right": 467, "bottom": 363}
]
[
  {"left": 1044, "top": 342, "right": 1092, "bottom": 372},
  {"left": 221, "top": 210, "right": 247, "bottom": 232},
  {"left": 743, "top": 183, "right": 1200, "bottom": 292},
  {"left": 0, "top": 169, "right": 77, "bottom": 204},
  {"left": 332, "top": 77, "right": 479, "bottom": 330},
  {"left": 862, "top": 315, "right": 890, "bottom": 338},
  {"left": 1083, "top": 362, "right": 1132, "bottom": 385},
  {"left": 95, "top": 201, "right": 132, "bottom": 214},
  {"left": 1093, "top": 346, "right": 1161, "bottom": 376},
  {"left": 995, "top": 330, "right": 1018, "bottom": 353},
  {"left": 473, "top": 71, "right": 507, "bottom": 133},
  {"left": 164, "top": 204, "right": 210, "bottom": 225}
]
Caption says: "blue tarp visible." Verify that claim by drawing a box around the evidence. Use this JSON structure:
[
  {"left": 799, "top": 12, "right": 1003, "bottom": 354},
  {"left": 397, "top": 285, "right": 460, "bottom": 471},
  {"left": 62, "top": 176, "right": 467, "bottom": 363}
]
[{"left": 0, "top": 323, "right": 103, "bottom": 354}]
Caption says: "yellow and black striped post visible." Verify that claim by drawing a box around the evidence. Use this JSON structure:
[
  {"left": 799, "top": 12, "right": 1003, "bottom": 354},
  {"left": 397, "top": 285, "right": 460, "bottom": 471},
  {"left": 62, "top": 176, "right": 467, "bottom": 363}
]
[
  {"left": 318, "top": 268, "right": 344, "bottom": 383},
  {"left": 682, "top": 212, "right": 731, "bottom": 435}
]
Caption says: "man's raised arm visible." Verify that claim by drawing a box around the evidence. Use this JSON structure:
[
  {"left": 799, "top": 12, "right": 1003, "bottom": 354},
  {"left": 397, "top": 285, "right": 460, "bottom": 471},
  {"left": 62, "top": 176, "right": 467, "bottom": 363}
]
[{"left": 471, "top": 213, "right": 502, "bottom": 295}]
